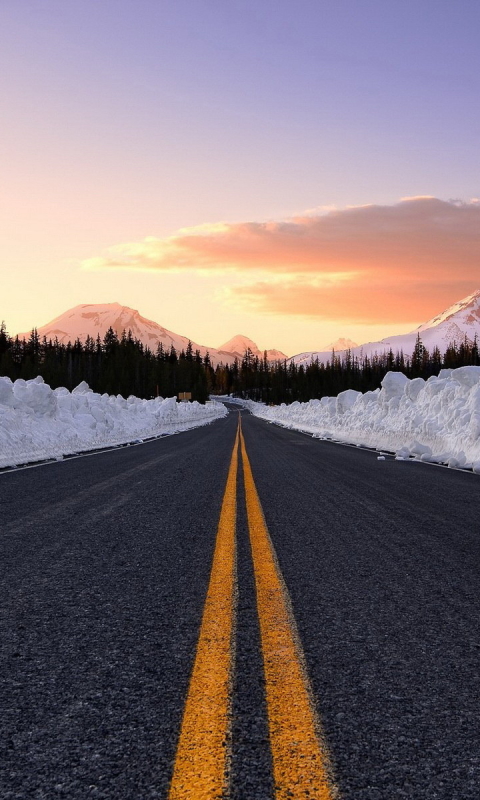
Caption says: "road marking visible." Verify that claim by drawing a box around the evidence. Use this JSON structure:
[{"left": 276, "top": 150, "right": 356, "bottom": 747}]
[
  {"left": 240, "top": 424, "right": 337, "bottom": 799},
  {"left": 168, "top": 426, "right": 239, "bottom": 800}
]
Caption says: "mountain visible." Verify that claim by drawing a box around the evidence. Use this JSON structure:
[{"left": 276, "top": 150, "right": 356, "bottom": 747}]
[
  {"left": 219, "top": 334, "right": 287, "bottom": 362},
  {"left": 17, "top": 304, "right": 286, "bottom": 367},
  {"left": 17, "top": 303, "right": 236, "bottom": 366},
  {"left": 320, "top": 337, "right": 359, "bottom": 351},
  {"left": 290, "top": 290, "right": 480, "bottom": 366}
]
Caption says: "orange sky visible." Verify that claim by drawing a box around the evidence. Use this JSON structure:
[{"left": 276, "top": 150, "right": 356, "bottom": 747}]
[
  {"left": 3, "top": 196, "right": 480, "bottom": 356},
  {"left": 2, "top": 4, "right": 480, "bottom": 356},
  {"left": 82, "top": 196, "right": 480, "bottom": 328}
]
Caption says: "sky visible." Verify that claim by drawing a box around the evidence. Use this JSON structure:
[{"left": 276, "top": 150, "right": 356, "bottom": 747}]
[{"left": 1, "top": 0, "right": 479, "bottom": 356}]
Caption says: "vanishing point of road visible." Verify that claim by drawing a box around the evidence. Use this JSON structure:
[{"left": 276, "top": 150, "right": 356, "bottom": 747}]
[{"left": 1, "top": 404, "right": 479, "bottom": 799}]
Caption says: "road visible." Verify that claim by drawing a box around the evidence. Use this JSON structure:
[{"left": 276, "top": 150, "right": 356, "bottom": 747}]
[{"left": 1, "top": 405, "right": 479, "bottom": 798}]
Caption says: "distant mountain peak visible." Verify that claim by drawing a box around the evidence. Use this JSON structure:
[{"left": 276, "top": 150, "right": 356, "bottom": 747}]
[
  {"left": 289, "top": 289, "right": 480, "bottom": 366},
  {"left": 16, "top": 305, "right": 287, "bottom": 366},
  {"left": 417, "top": 289, "right": 480, "bottom": 332},
  {"left": 219, "top": 334, "right": 288, "bottom": 361},
  {"left": 219, "top": 334, "right": 258, "bottom": 352},
  {"left": 320, "top": 337, "right": 359, "bottom": 351}
]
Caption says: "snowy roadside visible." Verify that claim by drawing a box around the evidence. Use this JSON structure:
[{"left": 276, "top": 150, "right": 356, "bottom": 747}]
[
  {"left": 0, "top": 377, "right": 227, "bottom": 469},
  {"left": 224, "top": 367, "right": 480, "bottom": 473}
]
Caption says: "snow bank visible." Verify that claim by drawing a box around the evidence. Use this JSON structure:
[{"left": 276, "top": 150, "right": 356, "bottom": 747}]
[
  {"left": 0, "top": 377, "right": 227, "bottom": 468},
  {"left": 239, "top": 368, "right": 480, "bottom": 472}
]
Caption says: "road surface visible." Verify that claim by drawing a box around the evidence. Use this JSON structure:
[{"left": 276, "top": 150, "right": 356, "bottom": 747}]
[{"left": 1, "top": 405, "right": 479, "bottom": 798}]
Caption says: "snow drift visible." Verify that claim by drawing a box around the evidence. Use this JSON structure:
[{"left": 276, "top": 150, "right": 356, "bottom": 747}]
[
  {"left": 240, "top": 367, "right": 480, "bottom": 472},
  {"left": 0, "top": 376, "right": 227, "bottom": 468}
]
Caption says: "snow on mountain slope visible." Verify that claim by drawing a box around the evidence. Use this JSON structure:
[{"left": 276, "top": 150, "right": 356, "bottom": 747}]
[
  {"left": 17, "top": 303, "right": 238, "bottom": 367},
  {"left": 219, "top": 334, "right": 261, "bottom": 357},
  {"left": 417, "top": 289, "right": 480, "bottom": 334},
  {"left": 219, "top": 334, "right": 287, "bottom": 362},
  {"left": 264, "top": 348, "right": 289, "bottom": 361},
  {"left": 320, "top": 337, "right": 359, "bottom": 351},
  {"left": 290, "top": 290, "right": 480, "bottom": 366},
  {"left": 17, "top": 304, "right": 288, "bottom": 366}
]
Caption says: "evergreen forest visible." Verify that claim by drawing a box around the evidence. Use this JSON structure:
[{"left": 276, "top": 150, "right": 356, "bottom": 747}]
[{"left": 0, "top": 322, "right": 479, "bottom": 405}]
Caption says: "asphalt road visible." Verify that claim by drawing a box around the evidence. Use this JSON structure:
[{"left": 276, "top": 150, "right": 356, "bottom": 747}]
[{"left": 1, "top": 406, "right": 479, "bottom": 798}]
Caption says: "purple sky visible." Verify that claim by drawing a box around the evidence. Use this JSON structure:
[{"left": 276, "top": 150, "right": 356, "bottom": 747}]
[{"left": 1, "top": 0, "right": 479, "bottom": 353}]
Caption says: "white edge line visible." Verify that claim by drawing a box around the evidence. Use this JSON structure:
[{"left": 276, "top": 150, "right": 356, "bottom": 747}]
[
  {"left": 246, "top": 413, "right": 480, "bottom": 478},
  {"left": 0, "top": 417, "right": 225, "bottom": 477}
]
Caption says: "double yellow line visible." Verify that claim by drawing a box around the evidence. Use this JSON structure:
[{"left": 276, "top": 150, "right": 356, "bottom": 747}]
[{"left": 168, "top": 417, "right": 336, "bottom": 799}]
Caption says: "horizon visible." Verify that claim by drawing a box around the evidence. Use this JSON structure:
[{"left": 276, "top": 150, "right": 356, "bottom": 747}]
[
  {"left": 7, "top": 287, "right": 480, "bottom": 360},
  {"left": 1, "top": 2, "right": 479, "bottom": 353}
]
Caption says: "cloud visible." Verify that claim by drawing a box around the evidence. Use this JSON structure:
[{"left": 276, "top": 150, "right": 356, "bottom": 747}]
[
  {"left": 224, "top": 279, "right": 477, "bottom": 324},
  {"left": 83, "top": 197, "right": 480, "bottom": 322}
]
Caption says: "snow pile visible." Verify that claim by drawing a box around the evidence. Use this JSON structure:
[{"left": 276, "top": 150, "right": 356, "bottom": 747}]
[
  {"left": 241, "top": 367, "right": 480, "bottom": 472},
  {"left": 0, "top": 377, "right": 227, "bottom": 468}
]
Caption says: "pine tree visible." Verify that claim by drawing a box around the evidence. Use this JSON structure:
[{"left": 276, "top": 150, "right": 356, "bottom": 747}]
[
  {"left": 411, "top": 333, "right": 425, "bottom": 376},
  {"left": 472, "top": 334, "right": 479, "bottom": 365}
]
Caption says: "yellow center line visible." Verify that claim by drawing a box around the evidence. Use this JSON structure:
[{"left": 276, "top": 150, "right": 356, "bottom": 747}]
[
  {"left": 168, "top": 423, "right": 239, "bottom": 800},
  {"left": 240, "top": 422, "right": 337, "bottom": 800}
]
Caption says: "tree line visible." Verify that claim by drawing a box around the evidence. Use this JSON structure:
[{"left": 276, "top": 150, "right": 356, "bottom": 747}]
[
  {"left": 1, "top": 322, "right": 479, "bottom": 405},
  {"left": 0, "top": 324, "right": 213, "bottom": 402},
  {"left": 216, "top": 333, "right": 480, "bottom": 404}
]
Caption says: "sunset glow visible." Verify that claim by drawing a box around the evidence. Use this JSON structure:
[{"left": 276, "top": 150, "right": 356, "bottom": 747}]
[
  {"left": 82, "top": 197, "right": 480, "bottom": 325},
  {"left": 1, "top": 1, "right": 479, "bottom": 356}
]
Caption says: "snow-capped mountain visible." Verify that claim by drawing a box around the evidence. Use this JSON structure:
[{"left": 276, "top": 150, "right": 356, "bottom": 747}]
[
  {"left": 320, "top": 337, "right": 359, "bottom": 352},
  {"left": 290, "top": 290, "right": 480, "bottom": 366},
  {"left": 417, "top": 291, "right": 480, "bottom": 338},
  {"left": 219, "top": 334, "right": 287, "bottom": 362},
  {"left": 17, "top": 303, "right": 235, "bottom": 366},
  {"left": 17, "top": 304, "right": 286, "bottom": 367}
]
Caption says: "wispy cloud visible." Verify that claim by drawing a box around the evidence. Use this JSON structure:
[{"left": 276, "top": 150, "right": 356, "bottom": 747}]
[{"left": 83, "top": 197, "right": 480, "bottom": 322}]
